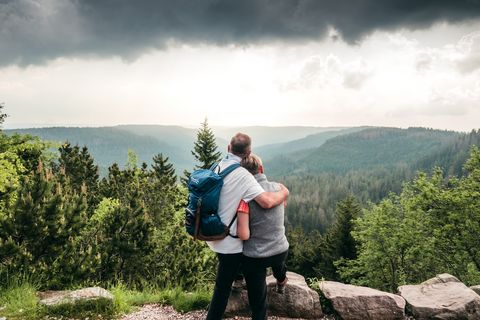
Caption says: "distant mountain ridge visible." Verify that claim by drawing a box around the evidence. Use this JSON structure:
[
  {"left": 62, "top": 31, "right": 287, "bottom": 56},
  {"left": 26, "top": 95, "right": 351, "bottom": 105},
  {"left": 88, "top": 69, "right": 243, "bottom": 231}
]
[
  {"left": 265, "top": 127, "right": 464, "bottom": 176},
  {"left": 256, "top": 127, "right": 367, "bottom": 160},
  {"left": 6, "top": 126, "right": 476, "bottom": 180},
  {"left": 5, "top": 125, "right": 352, "bottom": 174}
]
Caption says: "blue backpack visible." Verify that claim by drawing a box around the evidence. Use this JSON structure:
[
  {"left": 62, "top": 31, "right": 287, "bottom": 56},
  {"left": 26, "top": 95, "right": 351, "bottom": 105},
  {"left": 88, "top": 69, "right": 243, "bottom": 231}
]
[{"left": 185, "top": 162, "right": 240, "bottom": 241}]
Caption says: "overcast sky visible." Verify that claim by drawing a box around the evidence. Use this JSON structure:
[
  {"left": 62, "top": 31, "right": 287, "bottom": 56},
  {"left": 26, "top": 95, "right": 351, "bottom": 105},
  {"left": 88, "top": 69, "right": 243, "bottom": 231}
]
[{"left": 1, "top": 0, "right": 480, "bottom": 131}]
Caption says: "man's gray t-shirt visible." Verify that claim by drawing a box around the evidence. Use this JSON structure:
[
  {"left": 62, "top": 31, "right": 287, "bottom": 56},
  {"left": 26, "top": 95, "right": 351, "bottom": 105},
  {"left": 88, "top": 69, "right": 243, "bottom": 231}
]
[{"left": 243, "top": 173, "right": 289, "bottom": 258}]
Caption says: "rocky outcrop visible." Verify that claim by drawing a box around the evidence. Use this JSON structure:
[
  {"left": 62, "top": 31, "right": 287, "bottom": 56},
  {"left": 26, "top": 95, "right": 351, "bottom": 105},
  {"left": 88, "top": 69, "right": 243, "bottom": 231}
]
[
  {"left": 318, "top": 281, "right": 405, "bottom": 320},
  {"left": 38, "top": 286, "right": 113, "bottom": 306},
  {"left": 471, "top": 285, "right": 480, "bottom": 296},
  {"left": 266, "top": 272, "right": 323, "bottom": 319},
  {"left": 225, "top": 271, "right": 323, "bottom": 319},
  {"left": 398, "top": 273, "right": 480, "bottom": 319}
]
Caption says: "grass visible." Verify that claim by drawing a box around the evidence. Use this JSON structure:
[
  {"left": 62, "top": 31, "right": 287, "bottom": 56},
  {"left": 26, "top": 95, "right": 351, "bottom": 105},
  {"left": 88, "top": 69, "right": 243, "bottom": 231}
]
[
  {"left": 0, "top": 280, "right": 39, "bottom": 319},
  {"left": 0, "top": 277, "right": 211, "bottom": 319},
  {"left": 110, "top": 282, "right": 211, "bottom": 315},
  {"left": 308, "top": 278, "right": 340, "bottom": 319}
]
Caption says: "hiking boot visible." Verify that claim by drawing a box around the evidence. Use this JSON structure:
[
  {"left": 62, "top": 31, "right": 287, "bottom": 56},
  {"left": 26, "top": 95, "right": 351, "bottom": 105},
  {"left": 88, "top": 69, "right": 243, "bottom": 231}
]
[{"left": 276, "top": 277, "right": 288, "bottom": 294}]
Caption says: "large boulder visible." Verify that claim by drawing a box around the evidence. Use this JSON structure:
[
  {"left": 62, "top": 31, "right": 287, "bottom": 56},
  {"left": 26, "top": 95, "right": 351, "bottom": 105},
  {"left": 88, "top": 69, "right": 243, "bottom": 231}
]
[
  {"left": 471, "top": 285, "right": 480, "bottom": 296},
  {"left": 398, "top": 273, "right": 480, "bottom": 319},
  {"left": 319, "top": 281, "right": 406, "bottom": 320},
  {"left": 225, "top": 271, "right": 323, "bottom": 318}
]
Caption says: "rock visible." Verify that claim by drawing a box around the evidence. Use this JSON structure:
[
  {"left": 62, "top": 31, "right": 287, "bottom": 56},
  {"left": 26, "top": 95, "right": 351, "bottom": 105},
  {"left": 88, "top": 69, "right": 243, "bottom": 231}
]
[
  {"left": 471, "top": 285, "right": 480, "bottom": 296},
  {"left": 266, "top": 272, "right": 323, "bottom": 319},
  {"left": 38, "top": 286, "right": 114, "bottom": 306},
  {"left": 421, "top": 273, "right": 460, "bottom": 285},
  {"left": 319, "top": 281, "right": 405, "bottom": 320},
  {"left": 225, "top": 271, "right": 323, "bottom": 319},
  {"left": 225, "top": 282, "right": 250, "bottom": 316},
  {"left": 398, "top": 273, "right": 480, "bottom": 319}
]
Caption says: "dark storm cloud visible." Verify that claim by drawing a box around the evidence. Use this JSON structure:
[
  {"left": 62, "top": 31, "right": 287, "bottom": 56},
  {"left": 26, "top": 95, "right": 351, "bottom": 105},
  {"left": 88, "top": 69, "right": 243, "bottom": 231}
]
[{"left": 1, "top": 0, "right": 480, "bottom": 66}]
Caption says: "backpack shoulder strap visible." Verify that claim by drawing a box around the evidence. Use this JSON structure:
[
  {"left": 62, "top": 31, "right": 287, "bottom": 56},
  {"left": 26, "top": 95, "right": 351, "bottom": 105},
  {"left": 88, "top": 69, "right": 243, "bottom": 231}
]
[
  {"left": 227, "top": 213, "right": 239, "bottom": 238},
  {"left": 218, "top": 163, "right": 240, "bottom": 178},
  {"left": 209, "top": 162, "right": 219, "bottom": 172}
]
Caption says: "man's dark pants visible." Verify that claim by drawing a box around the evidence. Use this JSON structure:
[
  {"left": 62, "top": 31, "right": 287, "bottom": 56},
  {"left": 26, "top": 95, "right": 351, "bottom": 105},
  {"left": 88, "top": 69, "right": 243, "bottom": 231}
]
[
  {"left": 206, "top": 252, "right": 243, "bottom": 320},
  {"left": 243, "top": 250, "right": 288, "bottom": 320}
]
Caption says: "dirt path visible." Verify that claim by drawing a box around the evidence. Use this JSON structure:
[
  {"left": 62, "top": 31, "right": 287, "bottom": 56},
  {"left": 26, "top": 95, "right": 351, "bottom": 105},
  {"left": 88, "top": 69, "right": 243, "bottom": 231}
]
[{"left": 120, "top": 304, "right": 315, "bottom": 320}]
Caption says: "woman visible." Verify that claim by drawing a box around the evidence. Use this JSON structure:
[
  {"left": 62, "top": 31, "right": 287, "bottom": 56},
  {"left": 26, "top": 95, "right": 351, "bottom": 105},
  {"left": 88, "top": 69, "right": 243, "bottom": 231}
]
[{"left": 236, "top": 153, "right": 289, "bottom": 320}]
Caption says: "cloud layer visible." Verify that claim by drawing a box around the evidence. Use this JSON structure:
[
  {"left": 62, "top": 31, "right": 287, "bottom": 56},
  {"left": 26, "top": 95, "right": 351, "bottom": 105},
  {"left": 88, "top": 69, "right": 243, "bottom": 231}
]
[{"left": 1, "top": 0, "right": 480, "bottom": 66}]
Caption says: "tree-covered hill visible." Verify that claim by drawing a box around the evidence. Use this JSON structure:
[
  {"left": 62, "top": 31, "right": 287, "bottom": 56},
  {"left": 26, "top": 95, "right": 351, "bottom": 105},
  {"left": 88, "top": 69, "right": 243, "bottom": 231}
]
[
  {"left": 256, "top": 127, "right": 367, "bottom": 160},
  {"left": 213, "top": 126, "right": 348, "bottom": 147},
  {"left": 4, "top": 125, "right": 352, "bottom": 175},
  {"left": 271, "top": 129, "right": 480, "bottom": 234},
  {"left": 266, "top": 127, "right": 462, "bottom": 176},
  {"left": 5, "top": 127, "right": 192, "bottom": 174}
]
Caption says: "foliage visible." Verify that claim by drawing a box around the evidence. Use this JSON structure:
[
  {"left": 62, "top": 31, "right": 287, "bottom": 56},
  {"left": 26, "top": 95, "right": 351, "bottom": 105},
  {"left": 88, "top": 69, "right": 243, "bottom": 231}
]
[
  {"left": 337, "top": 146, "right": 480, "bottom": 291},
  {"left": 181, "top": 118, "right": 222, "bottom": 184},
  {"left": 0, "top": 279, "right": 210, "bottom": 319},
  {"left": 191, "top": 118, "right": 222, "bottom": 170},
  {"left": 287, "top": 195, "right": 361, "bottom": 281},
  {"left": 0, "top": 131, "right": 214, "bottom": 291}
]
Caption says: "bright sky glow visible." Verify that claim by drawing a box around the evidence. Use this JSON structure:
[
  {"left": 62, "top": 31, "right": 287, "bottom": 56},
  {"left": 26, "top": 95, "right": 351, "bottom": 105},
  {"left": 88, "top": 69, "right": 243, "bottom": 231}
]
[{"left": 1, "top": 21, "right": 480, "bottom": 131}]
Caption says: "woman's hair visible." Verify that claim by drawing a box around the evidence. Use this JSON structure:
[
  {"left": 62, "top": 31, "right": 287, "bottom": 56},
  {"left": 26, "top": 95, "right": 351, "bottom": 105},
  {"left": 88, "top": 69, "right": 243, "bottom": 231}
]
[{"left": 241, "top": 153, "right": 263, "bottom": 175}]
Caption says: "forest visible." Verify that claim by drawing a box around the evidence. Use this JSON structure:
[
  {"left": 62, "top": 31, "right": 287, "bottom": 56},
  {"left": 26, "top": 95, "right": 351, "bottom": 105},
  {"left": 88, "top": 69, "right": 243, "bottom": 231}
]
[{"left": 1, "top": 103, "right": 480, "bottom": 301}]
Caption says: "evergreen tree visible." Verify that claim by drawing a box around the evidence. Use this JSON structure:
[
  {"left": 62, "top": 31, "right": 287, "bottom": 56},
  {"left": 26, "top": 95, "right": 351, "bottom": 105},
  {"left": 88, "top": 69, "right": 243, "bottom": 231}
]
[
  {"left": 57, "top": 143, "right": 99, "bottom": 200},
  {"left": 152, "top": 153, "right": 177, "bottom": 185},
  {"left": 329, "top": 195, "right": 361, "bottom": 261},
  {"left": 2, "top": 162, "right": 88, "bottom": 288},
  {"left": 192, "top": 118, "right": 222, "bottom": 170},
  {"left": 181, "top": 118, "right": 222, "bottom": 184}
]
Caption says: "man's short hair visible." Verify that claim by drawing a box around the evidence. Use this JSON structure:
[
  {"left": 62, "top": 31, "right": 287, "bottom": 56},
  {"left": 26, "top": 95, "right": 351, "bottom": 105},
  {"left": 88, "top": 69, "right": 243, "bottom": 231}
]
[
  {"left": 241, "top": 153, "right": 262, "bottom": 175},
  {"left": 230, "top": 133, "right": 251, "bottom": 158}
]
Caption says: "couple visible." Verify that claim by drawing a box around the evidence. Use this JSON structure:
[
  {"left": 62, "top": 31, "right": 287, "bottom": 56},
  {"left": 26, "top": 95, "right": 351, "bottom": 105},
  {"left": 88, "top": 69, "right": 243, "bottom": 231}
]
[{"left": 205, "top": 133, "right": 290, "bottom": 320}]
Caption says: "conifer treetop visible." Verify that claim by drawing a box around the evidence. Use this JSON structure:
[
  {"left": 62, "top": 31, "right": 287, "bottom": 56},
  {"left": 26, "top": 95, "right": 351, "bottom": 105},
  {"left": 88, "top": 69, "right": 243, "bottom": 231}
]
[{"left": 192, "top": 118, "right": 222, "bottom": 170}]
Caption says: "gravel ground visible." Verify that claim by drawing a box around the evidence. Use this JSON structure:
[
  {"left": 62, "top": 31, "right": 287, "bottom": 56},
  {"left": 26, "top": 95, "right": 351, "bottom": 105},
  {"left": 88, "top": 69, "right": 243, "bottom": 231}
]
[{"left": 120, "top": 304, "right": 332, "bottom": 320}]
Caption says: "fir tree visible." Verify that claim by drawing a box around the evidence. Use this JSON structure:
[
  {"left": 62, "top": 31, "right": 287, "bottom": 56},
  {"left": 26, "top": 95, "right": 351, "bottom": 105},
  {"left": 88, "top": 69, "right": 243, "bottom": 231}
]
[
  {"left": 192, "top": 118, "right": 222, "bottom": 170},
  {"left": 329, "top": 195, "right": 361, "bottom": 261},
  {"left": 58, "top": 143, "right": 99, "bottom": 191},
  {"left": 181, "top": 118, "right": 222, "bottom": 184},
  {"left": 152, "top": 153, "right": 177, "bottom": 185}
]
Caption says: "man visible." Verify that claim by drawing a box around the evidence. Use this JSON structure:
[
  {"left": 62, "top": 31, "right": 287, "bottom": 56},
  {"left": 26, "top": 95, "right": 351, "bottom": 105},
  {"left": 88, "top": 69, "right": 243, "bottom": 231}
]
[{"left": 206, "top": 133, "right": 289, "bottom": 320}]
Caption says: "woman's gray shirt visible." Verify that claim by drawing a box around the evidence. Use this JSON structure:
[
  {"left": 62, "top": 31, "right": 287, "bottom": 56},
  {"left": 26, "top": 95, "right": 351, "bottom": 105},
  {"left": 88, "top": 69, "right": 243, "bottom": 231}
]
[{"left": 243, "top": 173, "right": 289, "bottom": 258}]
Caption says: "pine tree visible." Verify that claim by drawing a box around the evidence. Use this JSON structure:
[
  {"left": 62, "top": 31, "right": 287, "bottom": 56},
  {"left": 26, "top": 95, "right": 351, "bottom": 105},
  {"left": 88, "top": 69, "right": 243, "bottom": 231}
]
[
  {"left": 181, "top": 118, "right": 222, "bottom": 184},
  {"left": 329, "top": 195, "right": 361, "bottom": 261},
  {"left": 192, "top": 118, "right": 222, "bottom": 170},
  {"left": 4, "top": 162, "right": 88, "bottom": 287},
  {"left": 57, "top": 143, "right": 99, "bottom": 214},
  {"left": 152, "top": 153, "right": 177, "bottom": 185}
]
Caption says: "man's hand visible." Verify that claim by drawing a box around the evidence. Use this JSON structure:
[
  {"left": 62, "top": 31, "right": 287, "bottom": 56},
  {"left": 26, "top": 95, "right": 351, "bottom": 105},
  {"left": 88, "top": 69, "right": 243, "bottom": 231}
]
[
  {"left": 278, "top": 183, "right": 289, "bottom": 198},
  {"left": 254, "top": 183, "right": 289, "bottom": 209}
]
